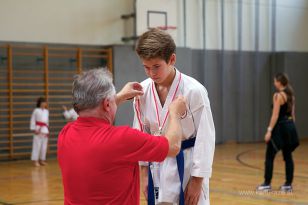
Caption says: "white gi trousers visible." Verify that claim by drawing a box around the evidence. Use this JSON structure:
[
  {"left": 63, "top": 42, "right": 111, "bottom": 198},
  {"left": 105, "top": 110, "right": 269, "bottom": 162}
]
[{"left": 31, "top": 134, "right": 48, "bottom": 161}]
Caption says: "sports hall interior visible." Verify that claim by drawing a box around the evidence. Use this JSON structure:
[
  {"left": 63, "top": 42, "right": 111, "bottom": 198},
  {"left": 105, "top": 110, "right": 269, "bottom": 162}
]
[{"left": 0, "top": 0, "right": 308, "bottom": 204}]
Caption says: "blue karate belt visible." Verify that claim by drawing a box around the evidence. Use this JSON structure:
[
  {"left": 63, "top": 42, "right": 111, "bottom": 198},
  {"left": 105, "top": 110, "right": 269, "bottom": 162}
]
[{"left": 148, "top": 137, "right": 196, "bottom": 205}]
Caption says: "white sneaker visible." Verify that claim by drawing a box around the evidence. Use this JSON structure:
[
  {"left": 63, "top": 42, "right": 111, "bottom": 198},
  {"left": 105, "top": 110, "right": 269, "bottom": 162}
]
[
  {"left": 280, "top": 184, "right": 292, "bottom": 192},
  {"left": 256, "top": 183, "right": 271, "bottom": 192}
]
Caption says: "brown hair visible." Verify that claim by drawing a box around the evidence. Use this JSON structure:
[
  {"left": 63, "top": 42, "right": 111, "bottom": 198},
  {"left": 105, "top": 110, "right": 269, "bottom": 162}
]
[
  {"left": 275, "top": 73, "right": 294, "bottom": 113},
  {"left": 135, "top": 28, "right": 176, "bottom": 63},
  {"left": 36, "top": 97, "right": 46, "bottom": 108}
]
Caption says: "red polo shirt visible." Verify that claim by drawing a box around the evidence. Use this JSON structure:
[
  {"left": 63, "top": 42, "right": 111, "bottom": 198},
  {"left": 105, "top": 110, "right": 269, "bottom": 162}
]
[{"left": 58, "top": 117, "right": 168, "bottom": 205}]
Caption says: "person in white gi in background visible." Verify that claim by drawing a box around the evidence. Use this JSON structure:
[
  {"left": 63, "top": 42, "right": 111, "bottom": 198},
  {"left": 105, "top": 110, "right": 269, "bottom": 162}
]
[
  {"left": 62, "top": 105, "right": 78, "bottom": 121},
  {"left": 133, "top": 28, "right": 215, "bottom": 205},
  {"left": 30, "top": 97, "right": 49, "bottom": 167}
]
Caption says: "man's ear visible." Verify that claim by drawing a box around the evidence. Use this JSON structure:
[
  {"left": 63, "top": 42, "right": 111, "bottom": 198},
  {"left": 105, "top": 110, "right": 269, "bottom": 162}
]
[
  {"left": 102, "top": 98, "right": 111, "bottom": 112},
  {"left": 169, "top": 53, "right": 176, "bottom": 66}
]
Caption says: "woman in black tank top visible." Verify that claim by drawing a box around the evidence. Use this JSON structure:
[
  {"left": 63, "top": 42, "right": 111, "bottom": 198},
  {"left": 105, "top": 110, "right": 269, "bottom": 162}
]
[{"left": 257, "top": 73, "right": 299, "bottom": 192}]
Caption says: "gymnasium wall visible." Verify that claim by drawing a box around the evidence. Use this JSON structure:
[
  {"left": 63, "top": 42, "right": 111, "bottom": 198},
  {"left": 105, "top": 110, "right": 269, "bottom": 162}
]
[
  {"left": 113, "top": 45, "right": 308, "bottom": 143},
  {"left": 1, "top": 0, "right": 308, "bottom": 51},
  {"left": 0, "top": 0, "right": 133, "bottom": 45},
  {"left": 0, "top": 43, "right": 111, "bottom": 159},
  {"left": 182, "top": 0, "right": 308, "bottom": 51}
]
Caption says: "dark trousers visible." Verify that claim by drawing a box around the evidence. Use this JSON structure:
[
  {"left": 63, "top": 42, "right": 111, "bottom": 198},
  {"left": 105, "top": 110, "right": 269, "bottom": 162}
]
[{"left": 264, "top": 141, "right": 294, "bottom": 185}]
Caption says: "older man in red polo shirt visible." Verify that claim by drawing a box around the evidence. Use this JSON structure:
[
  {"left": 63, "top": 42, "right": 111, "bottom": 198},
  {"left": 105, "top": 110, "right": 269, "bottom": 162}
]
[{"left": 58, "top": 68, "right": 186, "bottom": 205}]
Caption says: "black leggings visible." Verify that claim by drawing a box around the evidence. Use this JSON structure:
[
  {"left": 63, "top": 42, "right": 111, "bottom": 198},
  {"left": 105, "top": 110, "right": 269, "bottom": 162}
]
[{"left": 264, "top": 141, "right": 294, "bottom": 185}]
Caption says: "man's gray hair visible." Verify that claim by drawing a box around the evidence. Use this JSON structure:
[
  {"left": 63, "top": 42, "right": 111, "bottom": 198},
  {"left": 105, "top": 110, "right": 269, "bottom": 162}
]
[{"left": 72, "top": 68, "right": 116, "bottom": 113}]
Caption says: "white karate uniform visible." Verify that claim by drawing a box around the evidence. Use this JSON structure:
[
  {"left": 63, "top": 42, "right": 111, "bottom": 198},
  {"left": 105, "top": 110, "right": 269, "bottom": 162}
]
[
  {"left": 30, "top": 108, "right": 49, "bottom": 161},
  {"left": 133, "top": 69, "right": 215, "bottom": 205},
  {"left": 63, "top": 108, "right": 78, "bottom": 121}
]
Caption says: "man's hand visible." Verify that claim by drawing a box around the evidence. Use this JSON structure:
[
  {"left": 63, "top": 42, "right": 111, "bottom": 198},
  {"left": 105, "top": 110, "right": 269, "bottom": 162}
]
[
  {"left": 169, "top": 96, "right": 187, "bottom": 118},
  {"left": 62, "top": 105, "right": 67, "bottom": 111},
  {"left": 116, "top": 82, "right": 144, "bottom": 105},
  {"left": 184, "top": 176, "right": 203, "bottom": 205}
]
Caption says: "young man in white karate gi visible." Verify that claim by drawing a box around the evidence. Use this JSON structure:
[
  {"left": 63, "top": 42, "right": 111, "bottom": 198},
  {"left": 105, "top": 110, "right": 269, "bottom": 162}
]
[
  {"left": 30, "top": 97, "right": 49, "bottom": 167},
  {"left": 133, "top": 28, "right": 215, "bottom": 205}
]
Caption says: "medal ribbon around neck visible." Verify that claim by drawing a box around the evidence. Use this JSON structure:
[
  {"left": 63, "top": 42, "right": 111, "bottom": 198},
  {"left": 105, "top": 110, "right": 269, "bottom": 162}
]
[
  {"left": 134, "top": 97, "right": 144, "bottom": 132},
  {"left": 151, "top": 72, "right": 182, "bottom": 132}
]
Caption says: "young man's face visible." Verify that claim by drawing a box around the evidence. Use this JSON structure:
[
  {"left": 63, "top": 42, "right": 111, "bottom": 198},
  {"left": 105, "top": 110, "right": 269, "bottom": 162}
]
[{"left": 142, "top": 54, "right": 176, "bottom": 84}]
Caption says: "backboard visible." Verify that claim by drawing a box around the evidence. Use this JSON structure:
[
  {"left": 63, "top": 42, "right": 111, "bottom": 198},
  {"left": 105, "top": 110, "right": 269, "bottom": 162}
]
[{"left": 136, "top": 0, "right": 178, "bottom": 42}]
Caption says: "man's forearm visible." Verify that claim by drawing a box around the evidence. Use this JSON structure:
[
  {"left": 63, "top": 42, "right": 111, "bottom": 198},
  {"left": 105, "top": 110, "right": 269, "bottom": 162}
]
[
  {"left": 165, "top": 113, "right": 182, "bottom": 157},
  {"left": 116, "top": 93, "right": 126, "bottom": 105}
]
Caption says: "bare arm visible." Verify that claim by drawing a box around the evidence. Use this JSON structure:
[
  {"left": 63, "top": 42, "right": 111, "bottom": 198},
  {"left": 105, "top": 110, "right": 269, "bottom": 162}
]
[
  {"left": 265, "top": 93, "right": 282, "bottom": 143},
  {"left": 268, "top": 93, "right": 281, "bottom": 130},
  {"left": 164, "top": 96, "right": 187, "bottom": 157},
  {"left": 165, "top": 112, "right": 182, "bottom": 157}
]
